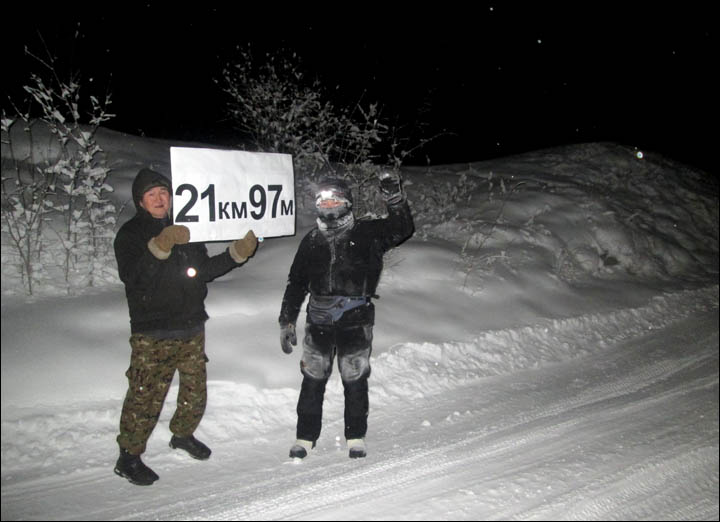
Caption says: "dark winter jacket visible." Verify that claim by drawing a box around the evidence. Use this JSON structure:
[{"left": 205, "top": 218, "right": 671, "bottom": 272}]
[
  {"left": 115, "top": 169, "right": 239, "bottom": 334},
  {"left": 279, "top": 200, "right": 414, "bottom": 327}
]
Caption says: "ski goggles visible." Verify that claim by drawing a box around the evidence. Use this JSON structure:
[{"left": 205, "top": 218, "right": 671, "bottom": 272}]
[{"left": 315, "top": 189, "right": 351, "bottom": 209}]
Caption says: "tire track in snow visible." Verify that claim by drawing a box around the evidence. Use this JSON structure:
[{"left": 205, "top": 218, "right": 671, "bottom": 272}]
[{"left": 546, "top": 446, "right": 719, "bottom": 521}]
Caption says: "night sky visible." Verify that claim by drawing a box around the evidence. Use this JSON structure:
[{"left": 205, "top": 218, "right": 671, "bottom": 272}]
[{"left": 3, "top": 4, "right": 716, "bottom": 172}]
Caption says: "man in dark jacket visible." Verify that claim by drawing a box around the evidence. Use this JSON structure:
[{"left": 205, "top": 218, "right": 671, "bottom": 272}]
[
  {"left": 279, "top": 172, "right": 414, "bottom": 459},
  {"left": 113, "top": 167, "right": 258, "bottom": 486}
]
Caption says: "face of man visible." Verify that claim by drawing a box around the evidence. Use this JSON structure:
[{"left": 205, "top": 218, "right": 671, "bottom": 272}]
[{"left": 140, "top": 186, "right": 171, "bottom": 219}]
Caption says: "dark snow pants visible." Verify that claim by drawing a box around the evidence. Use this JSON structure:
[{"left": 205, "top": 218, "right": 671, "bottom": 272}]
[
  {"left": 296, "top": 322, "right": 373, "bottom": 442},
  {"left": 117, "top": 333, "right": 208, "bottom": 455}
]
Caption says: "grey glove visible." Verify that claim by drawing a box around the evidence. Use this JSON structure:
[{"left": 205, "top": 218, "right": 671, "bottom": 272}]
[
  {"left": 379, "top": 171, "right": 404, "bottom": 204},
  {"left": 280, "top": 323, "right": 297, "bottom": 354}
]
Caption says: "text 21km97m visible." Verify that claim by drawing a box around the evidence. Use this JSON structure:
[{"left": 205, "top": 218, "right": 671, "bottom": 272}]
[{"left": 175, "top": 183, "right": 294, "bottom": 223}]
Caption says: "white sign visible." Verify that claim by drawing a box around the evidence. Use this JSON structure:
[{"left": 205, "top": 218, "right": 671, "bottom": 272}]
[{"left": 170, "top": 147, "right": 295, "bottom": 242}]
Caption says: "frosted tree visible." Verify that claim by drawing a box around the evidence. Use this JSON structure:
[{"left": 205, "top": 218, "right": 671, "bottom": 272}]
[
  {"left": 1, "top": 115, "right": 55, "bottom": 295},
  {"left": 217, "top": 46, "right": 395, "bottom": 215},
  {"left": 1, "top": 45, "right": 117, "bottom": 295}
]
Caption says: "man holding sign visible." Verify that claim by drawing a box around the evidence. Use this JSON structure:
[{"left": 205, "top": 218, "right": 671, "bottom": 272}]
[
  {"left": 113, "top": 167, "right": 258, "bottom": 486},
  {"left": 279, "top": 172, "right": 414, "bottom": 459}
]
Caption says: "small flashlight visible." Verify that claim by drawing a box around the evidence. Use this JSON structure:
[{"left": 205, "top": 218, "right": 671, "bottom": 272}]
[{"left": 186, "top": 267, "right": 198, "bottom": 278}]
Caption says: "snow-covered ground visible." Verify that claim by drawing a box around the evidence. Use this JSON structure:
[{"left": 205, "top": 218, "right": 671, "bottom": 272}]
[{"left": 2, "top": 130, "right": 718, "bottom": 520}]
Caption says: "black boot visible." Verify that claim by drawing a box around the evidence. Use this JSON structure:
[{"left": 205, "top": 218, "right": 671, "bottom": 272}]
[
  {"left": 169, "top": 434, "right": 212, "bottom": 460},
  {"left": 114, "top": 448, "right": 159, "bottom": 486}
]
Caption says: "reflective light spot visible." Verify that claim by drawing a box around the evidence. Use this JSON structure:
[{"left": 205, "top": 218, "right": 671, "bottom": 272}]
[
  {"left": 636, "top": 151, "right": 644, "bottom": 159},
  {"left": 186, "top": 267, "right": 198, "bottom": 278}
]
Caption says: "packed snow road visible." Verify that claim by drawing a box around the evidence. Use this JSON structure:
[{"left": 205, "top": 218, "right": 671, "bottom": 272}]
[
  {"left": 150, "top": 310, "right": 719, "bottom": 521},
  {"left": 2, "top": 287, "right": 717, "bottom": 521}
]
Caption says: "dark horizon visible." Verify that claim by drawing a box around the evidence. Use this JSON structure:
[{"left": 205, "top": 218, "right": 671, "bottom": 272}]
[{"left": 2, "top": 5, "right": 716, "bottom": 172}]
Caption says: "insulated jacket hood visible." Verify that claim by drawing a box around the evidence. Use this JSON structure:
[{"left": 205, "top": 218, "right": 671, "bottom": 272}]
[{"left": 132, "top": 168, "right": 172, "bottom": 212}]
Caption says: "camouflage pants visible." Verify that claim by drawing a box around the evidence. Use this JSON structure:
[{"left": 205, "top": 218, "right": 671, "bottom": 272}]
[{"left": 117, "top": 333, "right": 208, "bottom": 455}]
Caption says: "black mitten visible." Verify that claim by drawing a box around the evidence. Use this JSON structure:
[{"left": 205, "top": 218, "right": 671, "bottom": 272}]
[{"left": 378, "top": 171, "right": 404, "bottom": 204}]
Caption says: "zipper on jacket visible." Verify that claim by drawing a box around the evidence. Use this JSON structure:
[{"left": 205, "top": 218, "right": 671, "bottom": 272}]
[{"left": 327, "top": 235, "right": 336, "bottom": 293}]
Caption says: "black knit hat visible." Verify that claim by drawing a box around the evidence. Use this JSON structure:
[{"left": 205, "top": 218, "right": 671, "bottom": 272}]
[{"left": 132, "top": 168, "right": 172, "bottom": 211}]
